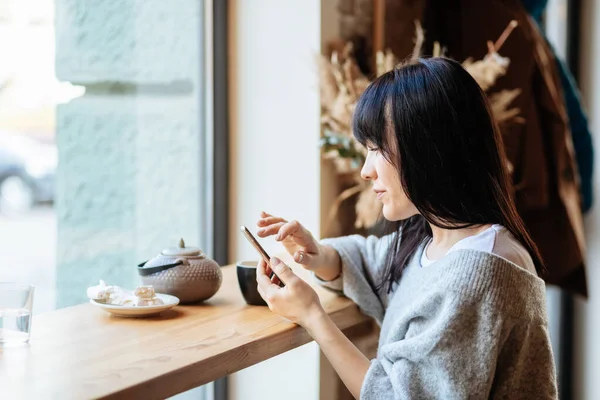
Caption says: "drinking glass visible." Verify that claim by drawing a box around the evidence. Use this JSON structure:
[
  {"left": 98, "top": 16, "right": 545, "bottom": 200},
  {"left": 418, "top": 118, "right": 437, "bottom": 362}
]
[{"left": 0, "top": 283, "right": 35, "bottom": 346}]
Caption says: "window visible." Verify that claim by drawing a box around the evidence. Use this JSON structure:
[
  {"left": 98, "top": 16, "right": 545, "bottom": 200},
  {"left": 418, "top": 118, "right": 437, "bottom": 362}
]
[{"left": 0, "top": 0, "right": 217, "bottom": 398}]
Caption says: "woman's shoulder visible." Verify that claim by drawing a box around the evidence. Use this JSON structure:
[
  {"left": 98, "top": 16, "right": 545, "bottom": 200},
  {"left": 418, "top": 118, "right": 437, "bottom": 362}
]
[
  {"left": 447, "top": 224, "right": 536, "bottom": 275},
  {"left": 434, "top": 249, "right": 547, "bottom": 320},
  {"left": 490, "top": 225, "right": 537, "bottom": 275}
]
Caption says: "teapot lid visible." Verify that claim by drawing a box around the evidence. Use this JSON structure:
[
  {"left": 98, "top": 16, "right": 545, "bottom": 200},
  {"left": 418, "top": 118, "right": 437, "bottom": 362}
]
[{"left": 161, "top": 238, "right": 202, "bottom": 257}]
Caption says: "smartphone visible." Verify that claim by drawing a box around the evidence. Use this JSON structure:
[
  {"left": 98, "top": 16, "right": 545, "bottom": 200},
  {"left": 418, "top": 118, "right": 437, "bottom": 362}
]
[{"left": 240, "top": 225, "right": 285, "bottom": 287}]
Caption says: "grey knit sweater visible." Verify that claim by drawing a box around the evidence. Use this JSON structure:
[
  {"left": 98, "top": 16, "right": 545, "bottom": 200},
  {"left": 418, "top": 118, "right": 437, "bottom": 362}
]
[{"left": 318, "top": 234, "right": 558, "bottom": 400}]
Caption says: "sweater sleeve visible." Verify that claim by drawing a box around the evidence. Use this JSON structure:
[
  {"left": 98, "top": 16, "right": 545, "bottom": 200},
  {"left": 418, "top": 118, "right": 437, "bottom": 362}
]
[
  {"left": 360, "top": 291, "right": 557, "bottom": 400},
  {"left": 315, "top": 233, "right": 396, "bottom": 324}
]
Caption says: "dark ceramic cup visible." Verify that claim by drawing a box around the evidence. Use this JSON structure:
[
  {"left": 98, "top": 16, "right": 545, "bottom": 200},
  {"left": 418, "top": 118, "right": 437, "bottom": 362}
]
[{"left": 236, "top": 261, "right": 267, "bottom": 306}]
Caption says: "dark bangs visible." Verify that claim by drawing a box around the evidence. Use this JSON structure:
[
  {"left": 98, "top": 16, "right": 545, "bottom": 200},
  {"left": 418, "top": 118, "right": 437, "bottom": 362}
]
[{"left": 352, "top": 72, "right": 395, "bottom": 160}]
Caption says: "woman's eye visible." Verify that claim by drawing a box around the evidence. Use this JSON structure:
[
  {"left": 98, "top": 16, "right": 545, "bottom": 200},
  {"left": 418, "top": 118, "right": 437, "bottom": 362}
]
[{"left": 367, "top": 147, "right": 379, "bottom": 153}]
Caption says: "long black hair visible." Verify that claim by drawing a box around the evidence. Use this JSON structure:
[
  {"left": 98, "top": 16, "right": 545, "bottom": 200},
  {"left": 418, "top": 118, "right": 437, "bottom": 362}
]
[{"left": 352, "top": 57, "right": 544, "bottom": 293}]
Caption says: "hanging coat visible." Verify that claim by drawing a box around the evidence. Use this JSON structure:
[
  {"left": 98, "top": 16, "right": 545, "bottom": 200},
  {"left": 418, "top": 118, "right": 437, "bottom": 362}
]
[{"left": 383, "top": 0, "right": 588, "bottom": 295}]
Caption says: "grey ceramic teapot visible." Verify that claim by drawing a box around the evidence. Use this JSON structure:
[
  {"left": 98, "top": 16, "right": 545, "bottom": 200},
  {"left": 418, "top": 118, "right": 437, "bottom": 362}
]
[{"left": 137, "top": 238, "right": 222, "bottom": 303}]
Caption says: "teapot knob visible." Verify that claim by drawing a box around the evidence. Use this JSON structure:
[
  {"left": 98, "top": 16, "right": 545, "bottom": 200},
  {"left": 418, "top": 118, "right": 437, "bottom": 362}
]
[{"left": 162, "top": 238, "right": 202, "bottom": 257}]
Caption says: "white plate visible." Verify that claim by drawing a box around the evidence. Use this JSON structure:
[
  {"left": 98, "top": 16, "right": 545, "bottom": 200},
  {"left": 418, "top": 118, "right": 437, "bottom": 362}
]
[{"left": 90, "top": 293, "right": 180, "bottom": 317}]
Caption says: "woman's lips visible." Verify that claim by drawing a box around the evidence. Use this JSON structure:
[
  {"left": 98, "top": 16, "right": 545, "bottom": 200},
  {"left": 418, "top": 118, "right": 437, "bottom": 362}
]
[{"left": 374, "top": 190, "right": 386, "bottom": 199}]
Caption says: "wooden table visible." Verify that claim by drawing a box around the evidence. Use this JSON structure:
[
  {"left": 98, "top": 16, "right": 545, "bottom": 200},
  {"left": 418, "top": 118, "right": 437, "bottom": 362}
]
[{"left": 0, "top": 259, "right": 373, "bottom": 399}]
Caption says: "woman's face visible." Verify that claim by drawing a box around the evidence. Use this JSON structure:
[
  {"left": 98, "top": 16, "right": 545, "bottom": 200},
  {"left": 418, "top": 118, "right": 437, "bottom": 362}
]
[{"left": 361, "top": 144, "right": 419, "bottom": 221}]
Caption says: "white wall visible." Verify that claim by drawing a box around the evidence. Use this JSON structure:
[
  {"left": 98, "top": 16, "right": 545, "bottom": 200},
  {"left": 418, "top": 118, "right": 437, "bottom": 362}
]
[
  {"left": 228, "top": 1, "right": 322, "bottom": 399},
  {"left": 575, "top": 0, "right": 600, "bottom": 398}
]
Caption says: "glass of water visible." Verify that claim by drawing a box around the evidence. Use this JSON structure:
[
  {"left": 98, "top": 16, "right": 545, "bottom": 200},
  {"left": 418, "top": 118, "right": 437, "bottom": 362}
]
[{"left": 0, "top": 283, "right": 35, "bottom": 346}]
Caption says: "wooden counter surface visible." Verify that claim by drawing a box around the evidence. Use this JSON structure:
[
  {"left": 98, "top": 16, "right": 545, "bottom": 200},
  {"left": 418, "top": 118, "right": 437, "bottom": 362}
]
[{"left": 0, "top": 259, "right": 372, "bottom": 399}]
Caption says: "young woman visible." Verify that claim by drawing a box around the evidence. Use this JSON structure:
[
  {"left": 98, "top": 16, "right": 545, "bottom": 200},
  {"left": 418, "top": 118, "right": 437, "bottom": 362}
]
[{"left": 255, "top": 57, "right": 557, "bottom": 399}]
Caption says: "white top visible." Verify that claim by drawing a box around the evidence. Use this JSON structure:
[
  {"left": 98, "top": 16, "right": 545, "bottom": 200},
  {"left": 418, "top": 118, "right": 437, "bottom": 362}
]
[{"left": 420, "top": 224, "right": 536, "bottom": 274}]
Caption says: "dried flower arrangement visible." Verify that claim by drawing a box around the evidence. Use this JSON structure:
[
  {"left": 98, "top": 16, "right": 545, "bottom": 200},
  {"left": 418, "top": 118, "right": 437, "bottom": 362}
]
[{"left": 319, "top": 20, "right": 521, "bottom": 231}]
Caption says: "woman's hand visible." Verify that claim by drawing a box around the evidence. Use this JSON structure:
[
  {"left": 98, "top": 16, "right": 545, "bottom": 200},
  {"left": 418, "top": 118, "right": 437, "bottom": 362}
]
[
  {"left": 256, "top": 211, "right": 342, "bottom": 281},
  {"left": 256, "top": 256, "right": 324, "bottom": 327},
  {"left": 256, "top": 211, "right": 324, "bottom": 271},
  {"left": 256, "top": 256, "right": 370, "bottom": 399}
]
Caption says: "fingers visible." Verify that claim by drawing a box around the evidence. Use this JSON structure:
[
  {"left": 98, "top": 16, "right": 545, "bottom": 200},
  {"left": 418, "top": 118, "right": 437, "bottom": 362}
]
[
  {"left": 270, "top": 257, "right": 296, "bottom": 286},
  {"left": 256, "top": 258, "right": 284, "bottom": 306},
  {"left": 257, "top": 259, "right": 279, "bottom": 292},
  {"left": 256, "top": 283, "right": 271, "bottom": 309},
  {"left": 258, "top": 258, "right": 282, "bottom": 287},
  {"left": 275, "top": 220, "right": 301, "bottom": 241},
  {"left": 257, "top": 214, "right": 314, "bottom": 247},
  {"left": 257, "top": 216, "right": 287, "bottom": 228},
  {"left": 257, "top": 212, "right": 287, "bottom": 232},
  {"left": 276, "top": 220, "right": 315, "bottom": 247},
  {"left": 271, "top": 275, "right": 282, "bottom": 287},
  {"left": 258, "top": 258, "right": 269, "bottom": 274},
  {"left": 256, "top": 221, "right": 286, "bottom": 238}
]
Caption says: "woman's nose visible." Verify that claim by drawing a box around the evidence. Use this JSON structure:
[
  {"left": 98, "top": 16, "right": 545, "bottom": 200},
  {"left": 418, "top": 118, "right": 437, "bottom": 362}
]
[{"left": 361, "top": 159, "right": 376, "bottom": 181}]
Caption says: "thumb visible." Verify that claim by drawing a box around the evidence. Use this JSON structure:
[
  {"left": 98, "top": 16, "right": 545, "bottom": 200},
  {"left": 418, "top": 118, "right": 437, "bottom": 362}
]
[{"left": 270, "top": 257, "right": 296, "bottom": 285}]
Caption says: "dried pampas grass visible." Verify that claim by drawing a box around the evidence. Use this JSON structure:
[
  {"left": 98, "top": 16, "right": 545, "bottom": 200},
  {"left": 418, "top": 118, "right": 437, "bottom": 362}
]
[{"left": 319, "top": 20, "right": 522, "bottom": 231}]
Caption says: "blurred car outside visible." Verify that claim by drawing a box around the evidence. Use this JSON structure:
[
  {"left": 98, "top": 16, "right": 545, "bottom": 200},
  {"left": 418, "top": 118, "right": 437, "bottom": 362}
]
[{"left": 0, "top": 131, "right": 56, "bottom": 216}]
